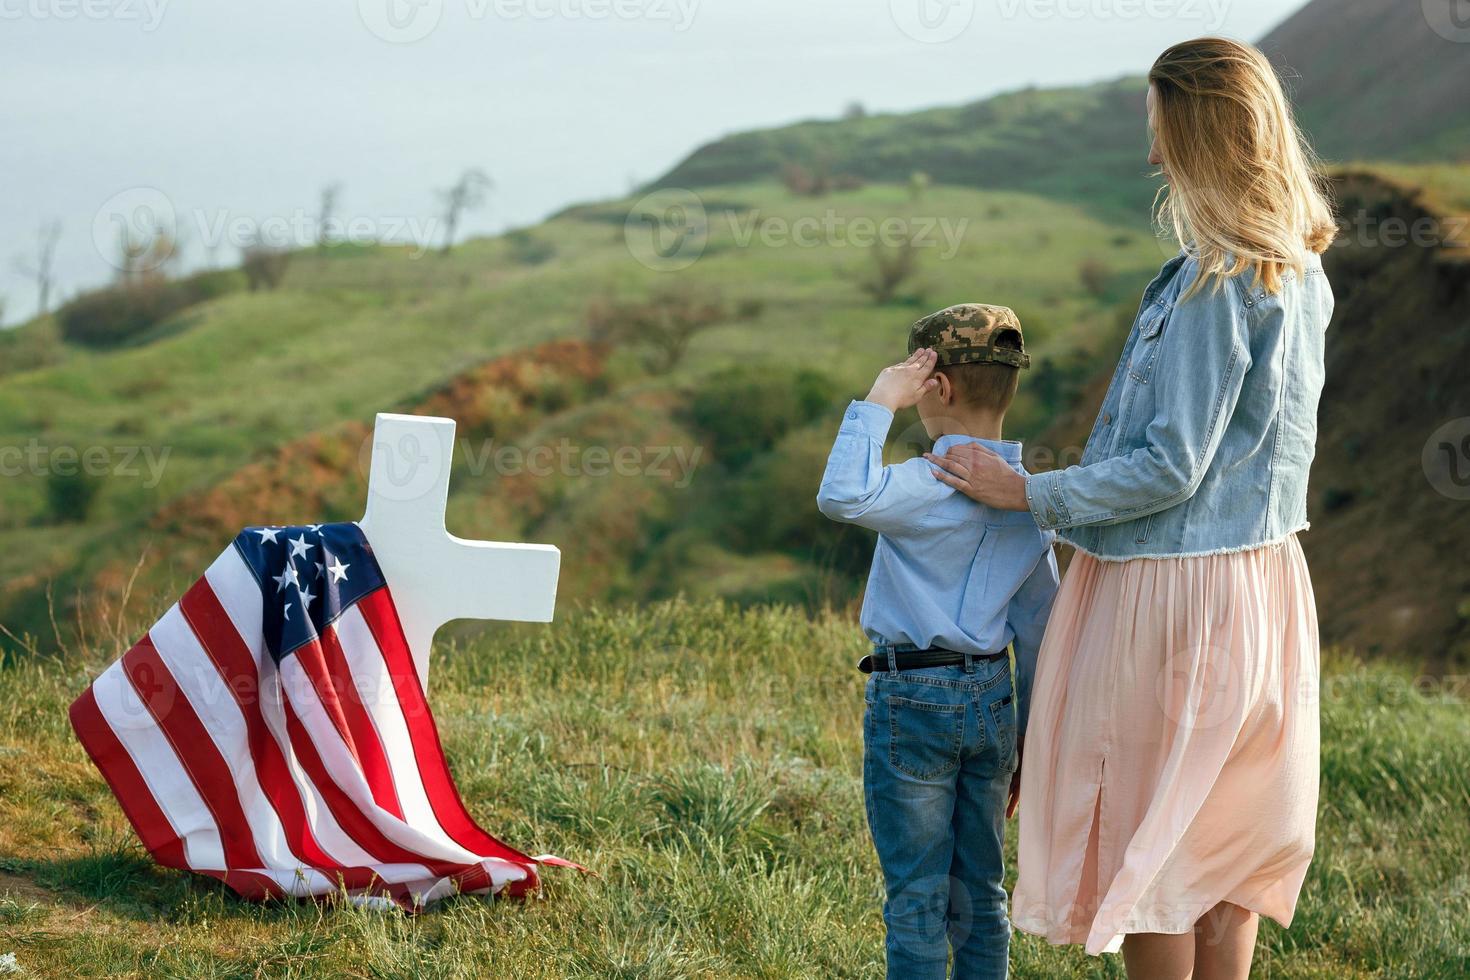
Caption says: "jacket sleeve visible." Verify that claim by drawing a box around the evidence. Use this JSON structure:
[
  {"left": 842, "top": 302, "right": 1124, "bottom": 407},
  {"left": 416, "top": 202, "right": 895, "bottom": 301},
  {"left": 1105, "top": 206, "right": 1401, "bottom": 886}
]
[
  {"left": 816, "top": 401, "right": 948, "bottom": 535},
  {"left": 1008, "top": 541, "right": 1059, "bottom": 740},
  {"left": 1023, "top": 277, "right": 1255, "bottom": 531}
]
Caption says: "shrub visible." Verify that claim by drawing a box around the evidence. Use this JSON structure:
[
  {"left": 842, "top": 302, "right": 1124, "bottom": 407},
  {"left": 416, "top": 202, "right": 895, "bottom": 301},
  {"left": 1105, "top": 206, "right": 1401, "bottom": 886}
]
[
  {"left": 506, "top": 229, "right": 557, "bottom": 266},
  {"left": 45, "top": 470, "right": 102, "bottom": 523},
  {"left": 241, "top": 245, "right": 293, "bottom": 291},
  {"left": 586, "top": 285, "right": 730, "bottom": 373},
  {"left": 854, "top": 241, "right": 921, "bottom": 305},
  {"left": 1079, "top": 257, "right": 1111, "bottom": 298},
  {"left": 687, "top": 366, "right": 840, "bottom": 471},
  {"left": 55, "top": 269, "right": 241, "bottom": 348}
]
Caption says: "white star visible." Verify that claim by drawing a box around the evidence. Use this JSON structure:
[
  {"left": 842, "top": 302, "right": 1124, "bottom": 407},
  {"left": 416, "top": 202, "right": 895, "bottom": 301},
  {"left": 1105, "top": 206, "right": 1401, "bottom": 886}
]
[
  {"left": 282, "top": 601, "right": 293, "bottom": 621},
  {"left": 289, "top": 535, "right": 313, "bottom": 560},
  {"left": 307, "top": 524, "right": 322, "bottom": 531},
  {"left": 273, "top": 563, "right": 300, "bottom": 592},
  {"left": 299, "top": 587, "right": 317, "bottom": 608},
  {"left": 314, "top": 561, "right": 325, "bottom": 579},
  {"left": 327, "top": 558, "right": 350, "bottom": 584},
  {"left": 254, "top": 527, "right": 280, "bottom": 544}
]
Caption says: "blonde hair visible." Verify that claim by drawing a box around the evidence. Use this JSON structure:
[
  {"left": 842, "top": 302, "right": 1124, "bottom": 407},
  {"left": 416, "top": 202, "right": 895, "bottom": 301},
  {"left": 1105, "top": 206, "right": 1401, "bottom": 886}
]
[{"left": 1148, "top": 37, "right": 1337, "bottom": 297}]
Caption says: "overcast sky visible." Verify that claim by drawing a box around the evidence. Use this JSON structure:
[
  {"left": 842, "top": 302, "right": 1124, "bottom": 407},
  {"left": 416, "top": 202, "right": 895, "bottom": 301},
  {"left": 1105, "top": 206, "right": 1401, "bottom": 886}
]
[{"left": 0, "top": 0, "right": 1311, "bottom": 323}]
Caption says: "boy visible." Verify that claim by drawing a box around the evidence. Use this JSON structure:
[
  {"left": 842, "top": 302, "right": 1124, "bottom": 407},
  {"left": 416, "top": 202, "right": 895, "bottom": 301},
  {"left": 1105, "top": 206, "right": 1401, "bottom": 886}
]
[{"left": 816, "top": 304, "right": 1058, "bottom": 980}]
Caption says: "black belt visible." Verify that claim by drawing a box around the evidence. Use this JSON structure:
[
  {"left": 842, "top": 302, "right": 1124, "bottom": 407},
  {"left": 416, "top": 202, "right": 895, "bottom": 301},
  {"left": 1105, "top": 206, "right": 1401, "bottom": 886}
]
[{"left": 857, "top": 646, "right": 1008, "bottom": 674}]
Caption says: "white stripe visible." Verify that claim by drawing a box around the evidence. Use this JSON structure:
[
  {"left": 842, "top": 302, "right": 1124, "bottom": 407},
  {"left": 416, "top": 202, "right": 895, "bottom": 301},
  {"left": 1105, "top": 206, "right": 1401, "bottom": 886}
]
[
  {"left": 205, "top": 548, "right": 386, "bottom": 870},
  {"left": 278, "top": 654, "right": 482, "bottom": 864},
  {"left": 90, "top": 656, "right": 226, "bottom": 871},
  {"left": 149, "top": 603, "right": 300, "bottom": 870},
  {"left": 334, "top": 605, "right": 453, "bottom": 841}
]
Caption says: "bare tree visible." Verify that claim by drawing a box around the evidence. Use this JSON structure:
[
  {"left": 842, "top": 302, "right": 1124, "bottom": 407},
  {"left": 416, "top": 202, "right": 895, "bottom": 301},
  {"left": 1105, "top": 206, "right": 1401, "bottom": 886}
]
[
  {"left": 117, "top": 225, "right": 177, "bottom": 285},
  {"left": 437, "top": 168, "right": 492, "bottom": 255},
  {"left": 317, "top": 181, "right": 343, "bottom": 250},
  {"left": 13, "top": 220, "right": 62, "bottom": 316}
]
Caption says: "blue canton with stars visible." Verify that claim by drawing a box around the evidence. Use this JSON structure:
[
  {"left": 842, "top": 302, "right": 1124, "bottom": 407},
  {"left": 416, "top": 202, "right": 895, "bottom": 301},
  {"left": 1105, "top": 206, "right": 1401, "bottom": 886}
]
[{"left": 233, "top": 522, "right": 388, "bottom": 664}]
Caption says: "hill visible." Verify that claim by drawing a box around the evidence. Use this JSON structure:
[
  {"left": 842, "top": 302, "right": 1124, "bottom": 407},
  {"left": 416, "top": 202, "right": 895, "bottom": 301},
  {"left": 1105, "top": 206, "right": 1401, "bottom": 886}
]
[
  {"left": 1260, "top": 0, "right": 1470, "bottom": 164},
  {"left": 0, "top": 182, "right": 1165, "bottom": 646},
  {"left": 648, "top": 0, "right": 1468, "bottom": 207},
  {"left": 1, "top": 600, "right": 1468, "bottom": 976}
]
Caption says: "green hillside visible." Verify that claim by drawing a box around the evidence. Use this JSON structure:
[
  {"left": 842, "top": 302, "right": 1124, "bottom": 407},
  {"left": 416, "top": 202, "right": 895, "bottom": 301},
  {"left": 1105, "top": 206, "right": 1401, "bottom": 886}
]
[
  {"left": 649, "top": 80, "right": 1156, "bottom": 223},
  {"left": 1261, "top": 0, "right": 1470, "bottom": 164},
  {"left": 2, "top": 601, "right": 1467, "bottom": 976},
  {"left": 647, "top": 0, "right": 1468, "bottom": 209},
  {"left": 0, "top": 181, "right": 1165, "bottom": 646}
]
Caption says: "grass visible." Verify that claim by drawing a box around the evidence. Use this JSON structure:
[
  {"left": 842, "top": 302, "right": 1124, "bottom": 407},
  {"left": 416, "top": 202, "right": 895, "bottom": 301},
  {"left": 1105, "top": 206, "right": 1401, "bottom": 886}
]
[{"left": 1, "top": 600, "right": 1467, "bottom": 977}]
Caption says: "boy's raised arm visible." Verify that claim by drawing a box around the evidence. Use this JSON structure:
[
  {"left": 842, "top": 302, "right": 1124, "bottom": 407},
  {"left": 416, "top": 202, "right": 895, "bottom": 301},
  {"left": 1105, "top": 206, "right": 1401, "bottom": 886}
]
[{"left": 816, "top": 350, "right": 945, "bottom": 534}]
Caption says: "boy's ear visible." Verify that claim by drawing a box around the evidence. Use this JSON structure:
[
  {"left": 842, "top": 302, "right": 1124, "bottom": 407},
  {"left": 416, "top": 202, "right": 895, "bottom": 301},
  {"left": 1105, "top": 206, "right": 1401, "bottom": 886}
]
[{"left": 933, "top": 369, "right": 954, "bottom": 405}]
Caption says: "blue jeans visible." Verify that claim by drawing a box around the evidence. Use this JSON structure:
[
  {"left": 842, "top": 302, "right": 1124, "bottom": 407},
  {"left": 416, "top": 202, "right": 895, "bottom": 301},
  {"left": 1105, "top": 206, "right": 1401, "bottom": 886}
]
[{"left": 863, "top": 656, "right": 1018, "bottom": 979}]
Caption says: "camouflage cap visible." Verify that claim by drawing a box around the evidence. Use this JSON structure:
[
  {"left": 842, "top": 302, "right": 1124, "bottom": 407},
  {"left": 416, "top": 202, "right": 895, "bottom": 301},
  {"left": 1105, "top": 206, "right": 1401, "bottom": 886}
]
[{"left": 907, "top": 304, "right": 1030, "bottom": 370}]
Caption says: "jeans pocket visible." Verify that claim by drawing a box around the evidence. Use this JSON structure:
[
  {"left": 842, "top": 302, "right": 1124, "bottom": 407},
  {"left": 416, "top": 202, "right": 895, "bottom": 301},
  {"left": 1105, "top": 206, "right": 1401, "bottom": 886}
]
[
  {"left": 988, "top": 694, "right": 1018, "bottom": 773},
  {"left": 887, "top": 696, "right": 965, "bottom": 780}
]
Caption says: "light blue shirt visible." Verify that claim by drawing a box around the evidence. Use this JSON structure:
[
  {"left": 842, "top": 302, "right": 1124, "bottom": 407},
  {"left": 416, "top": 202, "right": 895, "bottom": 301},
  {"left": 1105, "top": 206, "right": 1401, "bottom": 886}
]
[{"left": 816, "top": 400, "right": 1059, "bottom": 734}]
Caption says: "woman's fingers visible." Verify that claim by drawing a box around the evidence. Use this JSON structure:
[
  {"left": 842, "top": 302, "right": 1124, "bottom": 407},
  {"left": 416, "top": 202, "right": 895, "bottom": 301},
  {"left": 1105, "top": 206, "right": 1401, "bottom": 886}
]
[{"left": 923, "top": 452, "right": 969, "bottom": 479}]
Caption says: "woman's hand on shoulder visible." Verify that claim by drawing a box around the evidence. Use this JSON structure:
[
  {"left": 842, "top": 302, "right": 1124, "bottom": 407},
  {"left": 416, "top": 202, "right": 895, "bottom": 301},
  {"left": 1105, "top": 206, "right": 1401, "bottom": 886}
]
[{"left": 924, "top": 443, "right": 1030, "bottom": 512}]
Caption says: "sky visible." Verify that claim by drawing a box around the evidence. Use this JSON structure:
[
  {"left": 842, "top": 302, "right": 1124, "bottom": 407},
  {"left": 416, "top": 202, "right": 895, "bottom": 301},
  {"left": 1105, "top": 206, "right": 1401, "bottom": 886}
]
[{"left": 0, "top": 0, "right": 1312, "bottom": 324}]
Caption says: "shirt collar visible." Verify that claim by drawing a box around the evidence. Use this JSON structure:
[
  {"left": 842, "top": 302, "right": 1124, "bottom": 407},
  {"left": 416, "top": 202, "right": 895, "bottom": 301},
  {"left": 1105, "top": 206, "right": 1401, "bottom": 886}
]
[{"left": 931, "top": 433, "right": 1023, "bottom": 463}]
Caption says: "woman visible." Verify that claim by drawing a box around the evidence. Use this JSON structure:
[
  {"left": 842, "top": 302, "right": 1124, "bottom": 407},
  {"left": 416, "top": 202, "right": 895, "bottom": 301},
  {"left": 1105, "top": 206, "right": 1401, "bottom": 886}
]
[{"left": 927, "top": 37, "right": 1337, "bottom": 979}]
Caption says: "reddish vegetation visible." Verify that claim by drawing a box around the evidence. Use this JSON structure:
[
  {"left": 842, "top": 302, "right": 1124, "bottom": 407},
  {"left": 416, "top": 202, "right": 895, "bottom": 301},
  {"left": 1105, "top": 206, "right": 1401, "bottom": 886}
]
[{"left": 82, "top": 340, "right": 611, "bottom": 621}]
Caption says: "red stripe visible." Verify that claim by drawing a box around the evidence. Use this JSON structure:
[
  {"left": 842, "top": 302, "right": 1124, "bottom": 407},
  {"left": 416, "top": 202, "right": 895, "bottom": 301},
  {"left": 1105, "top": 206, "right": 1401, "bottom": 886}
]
[
  {"left": 69, "top": 683, "right": 188, "bottom": 869},
  {"left": 357, "top": 587, "right": 539, "bottom": 879},
  {"left": 182, "top": 578, "right": 444, "bottom": 894},
  {"left": 122, "top": 637, "right": 264, "bottom": 871},
  {"left": 276, "top": 674, "right": 475, "bottom": 879},
  {"left": 318, "top": 626, "right": 404, "bottom": 819},
  {"left": 292, "top": 637, "right": 363, "bottom": 768}
]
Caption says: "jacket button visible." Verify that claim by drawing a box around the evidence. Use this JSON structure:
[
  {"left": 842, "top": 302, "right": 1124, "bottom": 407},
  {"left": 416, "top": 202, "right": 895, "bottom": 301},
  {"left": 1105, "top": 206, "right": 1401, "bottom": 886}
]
[
  {"left": 846, "top": 411, "right": 858, "bottom": 420},
  {"left": 1103, "top": 412, "right": 1112, "bottom": 425}
]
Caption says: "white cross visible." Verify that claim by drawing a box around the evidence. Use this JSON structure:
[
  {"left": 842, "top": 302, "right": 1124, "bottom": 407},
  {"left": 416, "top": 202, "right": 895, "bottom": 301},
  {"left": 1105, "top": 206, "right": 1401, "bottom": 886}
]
[{"left": 357, "top": 412, "right": 561, "bottom": 691}]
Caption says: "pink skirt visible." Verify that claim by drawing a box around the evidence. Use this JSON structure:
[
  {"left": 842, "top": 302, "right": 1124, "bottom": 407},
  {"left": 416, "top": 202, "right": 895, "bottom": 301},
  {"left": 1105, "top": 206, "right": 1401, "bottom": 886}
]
[{"left": 1012, "top": 535, "right": 1320, "bottom": 955}]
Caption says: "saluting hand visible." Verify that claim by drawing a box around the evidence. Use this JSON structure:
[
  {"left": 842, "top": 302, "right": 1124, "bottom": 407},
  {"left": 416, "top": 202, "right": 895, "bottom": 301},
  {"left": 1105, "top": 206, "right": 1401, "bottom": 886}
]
[{"left": 866, "top": 348, "right": 939, "bottom": 412}]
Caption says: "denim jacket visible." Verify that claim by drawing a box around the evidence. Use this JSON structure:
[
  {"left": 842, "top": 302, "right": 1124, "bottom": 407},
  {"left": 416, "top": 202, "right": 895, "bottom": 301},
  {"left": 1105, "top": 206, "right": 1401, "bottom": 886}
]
[{"left": 1025, "top": 250, "right": 1333, "bottom": 560}]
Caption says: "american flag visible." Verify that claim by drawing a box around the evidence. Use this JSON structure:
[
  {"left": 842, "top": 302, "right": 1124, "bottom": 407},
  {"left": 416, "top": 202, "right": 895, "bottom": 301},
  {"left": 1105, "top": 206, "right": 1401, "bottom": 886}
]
[{"left": 70, "top": 522, "right": 578, "bottom": 908}]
